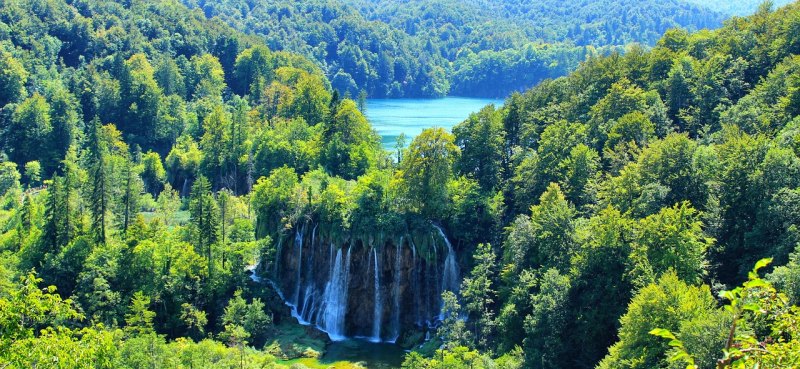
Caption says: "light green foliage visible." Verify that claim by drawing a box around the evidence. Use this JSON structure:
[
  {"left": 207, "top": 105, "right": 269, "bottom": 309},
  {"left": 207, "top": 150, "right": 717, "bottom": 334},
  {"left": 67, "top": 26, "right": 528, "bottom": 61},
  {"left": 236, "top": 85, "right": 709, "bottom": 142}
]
[
  {"left": 652, "top": 259, "right": 800, "bottom": 369},
  {"left": 234, "top": 45, "right": 275, "bottom": 96},
  {"left": 0, "top": 51, "right": 27, "bottom": 107},
  {"left": 23, "top": 161, "right": 41, "bottom": 187},
  {"left": 0, "top": 273, "right": 82, "bottom": 354},
  {"left": 189, "top": 176, "right": 219, "bottom": 263},
  {"left": 460, "top": 243, "right": 497, "bottom": 350},
  {"left": 220, "top": 289, "right": 271, "bottom": 345},
  {"left": 0, "top": 161, "right": 21, "bottom": 197},
  {"left": 288, "top": 73, "right": 331, "bottom": 126},
  {"left": 190, "top": 54, "right": 226, "bottom": 100},
  {"left": 125, "top": 291, "right": 156, "bottom": 336},
  {"left": 567, "top": 207, "right": 636, "bottom": 364},
  {"left": 561, "top": 144, "right": 601, "bottom": 208},
  {"left": 454, "top": 105, "right": 505, "bottom": 191},
  {"left": 631, "top": 202, "right": 712, "bottom": 286},
  {"left": 142, "top": 152, "right": 166, "bottom": 196},
  {"left": 437, "top": 291, "right": 471, "bottom": 350},
  {"left": 200, "top": 105, "right": 232, "bottom": 184},
  {"left": 396, "top": 127, "right": 459, "bottom": 218},
  {"left": 588, "top": 79, "right": 649, "bottom": 150},
  {"left": 320, "top": 99, "right": 380, "bottom": 179},
  {"left": 504, "top": 183, "right": 576, "bottom": 274},
  {"left": 769, "top": 245, "right": 800, "bottom": 304},
  {"left": 523, "top": 269, "right": 571, "bottom": 369},
  {"left": 598, "top": 273, "right": 721, "bottom": 369},
  {"left": 252, "top": 166, "right": 299, "bottom": 239},
  {"left": 166, "top": 135, "right": 203, "bottom": 192},
  {"left": 155, "top": 57, "right": 186, "bottom": 98},
  {"left": 10, "top": 94, "right": 52, "bottom": 168},
  {"left": 349, "top": 169, "right": 393, "bottom": 235},
  {"left": 254, "top": 117, "right": 320, "bottom": 177},
  {"left": 402, "top": 346, "right": 522, "bottom": 369},
  {"left": 511, "top": 121, "right": 588, "bottom": 212},
  {"left": 121, "top": 54, "right": 164, "bottom": 148},
  {"left": 156, "top": 183, "right": 181, "bottom": 227},
  {"left": 605, "top": 112, "right": 655, "bottom": 154}
]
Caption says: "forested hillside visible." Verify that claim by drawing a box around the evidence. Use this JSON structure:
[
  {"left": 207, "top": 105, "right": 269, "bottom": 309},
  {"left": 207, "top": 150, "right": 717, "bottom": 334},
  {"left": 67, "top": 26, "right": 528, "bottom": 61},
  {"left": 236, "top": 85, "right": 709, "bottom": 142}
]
[
  {"left": 185, "top": 0, "right": 724, "bottom": 97},
  {"left": 1, "top": 0, "right": 800, "bottom": 368},
  {"left": 683, "top": 0, "right": 794, "bottom": 16}
]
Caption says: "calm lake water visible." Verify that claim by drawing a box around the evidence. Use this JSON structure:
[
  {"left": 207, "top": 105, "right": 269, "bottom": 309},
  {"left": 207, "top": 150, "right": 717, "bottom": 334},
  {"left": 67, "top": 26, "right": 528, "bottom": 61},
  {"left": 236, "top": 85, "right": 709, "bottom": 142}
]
[{"left": 365, "top": 97, "right": 504, "bottom": 150}]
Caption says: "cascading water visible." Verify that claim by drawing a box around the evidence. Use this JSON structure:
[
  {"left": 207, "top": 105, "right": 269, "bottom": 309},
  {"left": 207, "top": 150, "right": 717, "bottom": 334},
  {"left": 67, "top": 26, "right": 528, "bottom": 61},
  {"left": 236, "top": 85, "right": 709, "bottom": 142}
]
[
  {"left": 410, "top": 239, "right": 422, "bottom": 326},
  {"left": 371, "top": 247, "right": 383, "bottom": 342},
  {"left": 265, "top": 223, "right": 461, "bottom": 342},
  {"left": 294, "top": 227, "right": 304, "bottom": 306},
  {"left": 436, "top": 225, "right": 460, "bottom": 294},
  {"left": 273, "top": 237, "right": 283, "bottom": 277},
  {"left": 390, "top": 238, "right": 403, "bottom": 342},
  {"left": 320, "top": 245, "right": 351, "bottom": 340}
]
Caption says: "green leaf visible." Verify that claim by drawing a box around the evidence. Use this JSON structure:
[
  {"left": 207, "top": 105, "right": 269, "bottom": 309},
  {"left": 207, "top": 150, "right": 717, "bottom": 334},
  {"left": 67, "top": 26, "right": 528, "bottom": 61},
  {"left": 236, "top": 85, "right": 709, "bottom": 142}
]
[
  {"left": 742, "top": 303, "right": 760, "bottom": 312},
  {"left": 649, "top": 328, "right": 677, "bottom": 340},
  {"left": 744, "top": 279, "right": 768, "bottom": 289},
  {"left": 753, "top": 258, "right": 772, "bottom": 273}
]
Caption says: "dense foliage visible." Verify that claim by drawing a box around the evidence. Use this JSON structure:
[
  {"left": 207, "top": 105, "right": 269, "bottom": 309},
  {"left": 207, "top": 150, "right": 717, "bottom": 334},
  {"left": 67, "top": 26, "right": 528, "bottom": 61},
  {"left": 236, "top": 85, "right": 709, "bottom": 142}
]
[
  {"left": 1, "top": 0, "right": 800, "bottom": 368},
  {"left": 183, "top": 0, "right": 724, "bottom": 98}
]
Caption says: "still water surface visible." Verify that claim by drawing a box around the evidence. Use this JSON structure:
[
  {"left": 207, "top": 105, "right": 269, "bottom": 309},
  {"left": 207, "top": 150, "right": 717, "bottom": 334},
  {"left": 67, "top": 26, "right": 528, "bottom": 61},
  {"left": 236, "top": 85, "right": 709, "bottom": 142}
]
[{"left": 365, "top": 97, "right": 503, "bottom": 150}]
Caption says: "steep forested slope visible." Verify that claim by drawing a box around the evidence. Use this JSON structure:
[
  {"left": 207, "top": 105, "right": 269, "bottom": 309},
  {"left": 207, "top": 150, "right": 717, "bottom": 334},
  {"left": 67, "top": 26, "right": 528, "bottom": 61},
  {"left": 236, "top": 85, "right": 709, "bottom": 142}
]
[{"left": 185, "top": 0, "right": 725, "bottom": 97}]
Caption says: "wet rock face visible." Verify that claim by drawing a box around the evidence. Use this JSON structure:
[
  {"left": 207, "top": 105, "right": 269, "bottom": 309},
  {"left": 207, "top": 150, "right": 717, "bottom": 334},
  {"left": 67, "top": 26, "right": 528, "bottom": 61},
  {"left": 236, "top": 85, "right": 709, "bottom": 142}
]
[{"left": 273, "top": 223, "right": 458, "bottom": 342}]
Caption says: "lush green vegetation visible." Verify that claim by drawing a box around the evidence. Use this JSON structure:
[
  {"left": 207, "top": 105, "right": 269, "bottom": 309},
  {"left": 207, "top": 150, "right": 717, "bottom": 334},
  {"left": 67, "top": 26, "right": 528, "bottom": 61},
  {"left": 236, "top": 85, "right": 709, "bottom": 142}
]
[
  {"left": 1, "top": 0, "right": 800, "bottom": 368},
  {"left": 183, "top": 0, "right": 724, "bottom": 98}
]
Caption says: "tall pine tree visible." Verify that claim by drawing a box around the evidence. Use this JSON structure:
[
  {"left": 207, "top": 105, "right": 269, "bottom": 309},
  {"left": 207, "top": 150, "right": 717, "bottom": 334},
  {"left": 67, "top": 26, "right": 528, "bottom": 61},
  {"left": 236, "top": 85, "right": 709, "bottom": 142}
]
[
  {"left": 189, "top": 176, "right": 219, "bottom": 273},
  {"left": 87, "top": 118, "right": 109, "bottom": 245}
]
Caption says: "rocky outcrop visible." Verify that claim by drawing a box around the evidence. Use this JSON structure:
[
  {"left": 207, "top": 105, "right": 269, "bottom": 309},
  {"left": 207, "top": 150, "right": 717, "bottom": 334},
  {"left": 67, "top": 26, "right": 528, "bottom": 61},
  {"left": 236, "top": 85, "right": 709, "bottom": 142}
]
[{"left": 266, "top": 222, "right": 460, "bottom": 342}]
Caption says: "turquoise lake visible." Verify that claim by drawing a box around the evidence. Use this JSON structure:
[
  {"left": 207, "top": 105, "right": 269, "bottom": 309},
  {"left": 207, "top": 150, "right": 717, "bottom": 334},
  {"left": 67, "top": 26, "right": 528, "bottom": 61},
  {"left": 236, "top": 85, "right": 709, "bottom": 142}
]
[{"left": 365, "top": 97, "right": 504, "bottom": 150}]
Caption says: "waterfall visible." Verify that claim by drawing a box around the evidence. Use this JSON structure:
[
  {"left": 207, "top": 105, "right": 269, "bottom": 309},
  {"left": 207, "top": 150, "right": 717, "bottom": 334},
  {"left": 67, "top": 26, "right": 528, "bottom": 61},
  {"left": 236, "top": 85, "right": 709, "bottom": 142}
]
[
  {"left": 311, "top": 224, "right": 317, "bottom": 247},
  {"left": 389, "top": 238, "right": 403, "bottom": 342},
  {"left": 319, "top": 245, "right": 351, "bottom": 340},
  {"left": 265, "top": 221, "right": 460, "bottom": 342},
  {"left": 410, "top": 239, "right": 421, "bottom": 326},
  {"left": 293, "top": 227, "right": 304, "bottom": 306},
  {"left": 436, "top": 225, "right": 460, "bottom": 294},
  {"left": 247, "top": 262, "right": 261, "bottom": 283},
  {"left": 273, "top": 237, "right": 283, "bottom": 277},
  {"left": 328, "top": 242, "right": 335, "bottom": 279},
  {"left": 371, "top": 247, "right": 383, "bottom": 342},
  {"left": 301, "top": 225, "right": 318, "bottom": 323},
  {"left": 308, "top": 225, "right": 317, "bottom": 282},
  {"left": 301, "top": 285, "right": 315, "bottom": 322},
  {"left": 432, "top": 240, "right": 441, "bottom": 317}
]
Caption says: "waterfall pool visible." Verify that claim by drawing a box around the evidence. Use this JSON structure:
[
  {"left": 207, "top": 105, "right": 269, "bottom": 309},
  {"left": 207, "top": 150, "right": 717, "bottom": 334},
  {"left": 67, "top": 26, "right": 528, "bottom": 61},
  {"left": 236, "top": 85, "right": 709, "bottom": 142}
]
[
  {"left": 320, "top": 339, "right": 407, "bottom": 368},
  {"left": 277, "top": 339, "right": 406, "bottom": 369}
]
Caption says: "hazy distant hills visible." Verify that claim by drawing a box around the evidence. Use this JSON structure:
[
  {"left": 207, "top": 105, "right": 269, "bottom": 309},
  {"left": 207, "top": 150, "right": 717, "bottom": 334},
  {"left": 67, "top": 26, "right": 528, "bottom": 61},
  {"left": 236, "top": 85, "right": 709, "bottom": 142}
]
[
  {"left": 186, "top": 0, "right": 726, "bottom": 98},
  {"left": 681, "top": 0, "right": 794, "bottom": 16},
  {"left": 351, "top": 0, "right": 725, "bottom": 46}
]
